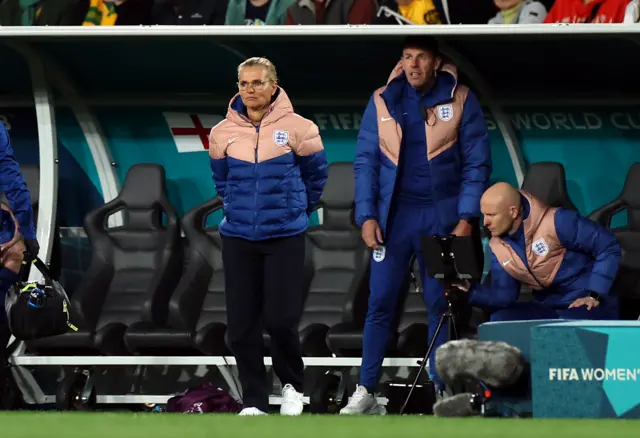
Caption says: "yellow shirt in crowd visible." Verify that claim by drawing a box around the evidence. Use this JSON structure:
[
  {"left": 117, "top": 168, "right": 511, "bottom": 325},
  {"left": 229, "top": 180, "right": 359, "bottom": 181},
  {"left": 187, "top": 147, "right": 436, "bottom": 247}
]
[
  {"left": 83, "top": 0, "right": 119, "bottom": 26},
  {"left": 398, "top": 0, "right": 442, "bottom": 24}
]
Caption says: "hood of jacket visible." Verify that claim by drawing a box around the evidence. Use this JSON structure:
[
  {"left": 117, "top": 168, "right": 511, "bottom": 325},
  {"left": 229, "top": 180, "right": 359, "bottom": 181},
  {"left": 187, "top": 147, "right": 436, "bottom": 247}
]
[
  {"left": 226, "top": 87, "right": 295, "bottom": 127},
  {"left": 382, "top": 60, "right": 459, "bottom": 106}
]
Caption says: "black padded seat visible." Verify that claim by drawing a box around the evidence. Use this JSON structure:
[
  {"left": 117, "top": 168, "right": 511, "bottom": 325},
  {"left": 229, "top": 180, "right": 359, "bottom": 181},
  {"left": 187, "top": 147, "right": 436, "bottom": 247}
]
[
  {"left": 125, "top": 197, "right": 228, "bottom": 356},
  {"left": 26, "top": 164, "right": 183, "bottom": 355},
  {"left": 589, "top": 162, "right": 640, "bottom": 319},
  {"left": 521, "top": 161, "right": 577, "bottom": 210}
]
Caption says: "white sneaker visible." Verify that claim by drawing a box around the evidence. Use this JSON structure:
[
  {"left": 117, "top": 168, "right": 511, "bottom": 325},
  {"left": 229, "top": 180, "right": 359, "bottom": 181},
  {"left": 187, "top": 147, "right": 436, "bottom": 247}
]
[
  {"left": 239, "top": 407, "right": 267, "bottom": 416},
  {"left": 339, "top": 385, "right": 386, "bottom": 415},
  {"left": 280, "top": 383, "right": 304, "bottom": 416}
]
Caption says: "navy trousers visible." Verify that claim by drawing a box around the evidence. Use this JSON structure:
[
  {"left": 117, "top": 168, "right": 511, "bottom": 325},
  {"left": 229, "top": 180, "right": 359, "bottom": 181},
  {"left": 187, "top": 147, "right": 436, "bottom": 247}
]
[{"left": 359, "top": 202, "right": 453, "bottom": 391}]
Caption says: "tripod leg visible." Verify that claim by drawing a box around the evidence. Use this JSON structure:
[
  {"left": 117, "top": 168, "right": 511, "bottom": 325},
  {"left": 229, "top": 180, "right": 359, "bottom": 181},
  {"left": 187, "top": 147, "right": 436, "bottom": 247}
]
[
  {"left": 399, "top": 313, "right": 447, "bottom": 415},
  {"left": 450, "top": 309, "right": 458, "bottom": 340}
]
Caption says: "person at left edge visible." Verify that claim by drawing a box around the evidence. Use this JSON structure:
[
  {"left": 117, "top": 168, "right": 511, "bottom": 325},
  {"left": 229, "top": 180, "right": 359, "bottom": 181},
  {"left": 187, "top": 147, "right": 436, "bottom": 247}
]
[
  {"left": 0, "top": 122, "right": 39, "bottom": 358},
  {"left": 208, "top": 57, "right": 328, "bottom": 417},
  {"left": 341, "top": 36, "right": 492, "bottom": 415}
]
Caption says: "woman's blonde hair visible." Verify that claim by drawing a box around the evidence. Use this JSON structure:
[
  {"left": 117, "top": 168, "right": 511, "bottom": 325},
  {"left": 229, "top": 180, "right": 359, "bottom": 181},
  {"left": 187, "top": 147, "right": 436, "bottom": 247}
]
[{"left": 237, "top": 57, "right": 278, "bottom": 83}]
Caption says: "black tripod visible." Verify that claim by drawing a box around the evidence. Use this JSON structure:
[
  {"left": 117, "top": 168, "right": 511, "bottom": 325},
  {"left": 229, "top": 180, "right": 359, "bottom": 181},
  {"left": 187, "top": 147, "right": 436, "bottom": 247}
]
[{"left": 399, "top": 285, "right": 459, "bottom": 415}]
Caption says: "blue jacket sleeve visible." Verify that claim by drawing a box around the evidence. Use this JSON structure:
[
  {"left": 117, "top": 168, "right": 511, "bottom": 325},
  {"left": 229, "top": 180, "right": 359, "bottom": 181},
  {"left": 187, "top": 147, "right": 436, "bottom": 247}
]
[
  {"left": 468, "top": 252, "right": 521, "bottom": 308},
  {"left": 457, "top": 90, "right": 492, "bottom": 219},
  {"left": 554, "top": 208, "right": 621, "bottom": 297},
  {"left": 354, "top": 94, "right": 380, "bottom": 227},
  {"left": 0, "top": 125, "right": 36, "bottom": 240},
  {"left": 210, "top": 158, "right": 228, "bottom": 199},
  {"left": 209, "top": 132, "right": 228, "bottom": 199},
  {"left": 296, "top": 123, "right": 328, "bottom": 214}
]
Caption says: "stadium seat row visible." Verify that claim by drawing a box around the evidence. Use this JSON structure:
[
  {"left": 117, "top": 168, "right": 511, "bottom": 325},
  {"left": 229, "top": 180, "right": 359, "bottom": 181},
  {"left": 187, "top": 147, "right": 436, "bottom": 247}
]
[
  {"left": 24, "top": 160, "right": 640, "bottom": 359},
  {"left": 25, "top": 162, "right": 432, "bottom": 359}
]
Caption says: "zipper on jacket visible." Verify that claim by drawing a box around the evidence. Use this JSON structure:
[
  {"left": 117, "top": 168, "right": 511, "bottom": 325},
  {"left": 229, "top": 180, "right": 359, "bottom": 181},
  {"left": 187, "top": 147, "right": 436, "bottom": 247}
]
[
  {"left": 524, "top": 260, "right": 544, "bottom": 289},
  {"left": 253, "top": 127, "right": 260, "bottom": 238}
]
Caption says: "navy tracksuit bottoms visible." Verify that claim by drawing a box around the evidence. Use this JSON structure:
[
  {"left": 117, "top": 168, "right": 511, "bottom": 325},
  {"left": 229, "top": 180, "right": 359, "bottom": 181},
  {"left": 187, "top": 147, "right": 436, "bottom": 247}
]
[{"left": 360, "top": 201, "right": 453, "bottom": 392}]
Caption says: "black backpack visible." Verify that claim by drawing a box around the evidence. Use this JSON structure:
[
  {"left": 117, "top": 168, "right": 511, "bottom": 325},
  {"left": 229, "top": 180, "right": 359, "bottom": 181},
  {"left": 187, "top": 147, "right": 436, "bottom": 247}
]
[{"left": 5, "top": 258, "right": 77, "bottom": 341}]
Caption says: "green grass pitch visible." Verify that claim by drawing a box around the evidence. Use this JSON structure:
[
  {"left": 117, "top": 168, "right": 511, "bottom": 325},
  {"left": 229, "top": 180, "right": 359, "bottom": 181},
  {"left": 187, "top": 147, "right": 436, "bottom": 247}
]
[{"left": 0, "top": 412, "right": 636, "bottom": 438}]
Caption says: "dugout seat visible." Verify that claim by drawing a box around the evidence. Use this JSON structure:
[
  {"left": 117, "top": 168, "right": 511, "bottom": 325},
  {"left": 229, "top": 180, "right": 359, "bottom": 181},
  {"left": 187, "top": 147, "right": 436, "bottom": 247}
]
[
  {"left": 278, "top": 162, "right": 370, "bottom": 357},
  {"left": 125, "top": 196, "right": 228, "bottom": 355},
  {"left": 520, "top": 161, "right": 577, "bottom": 211},
  {"left": 26, "top": 164, "right": 183, "bottom": 355},
  {"left": 588, "top": 162, "right": 640, "bottom": 320},
  {"left": 326, "top": 270, "right": 411, "bottom": 357}
]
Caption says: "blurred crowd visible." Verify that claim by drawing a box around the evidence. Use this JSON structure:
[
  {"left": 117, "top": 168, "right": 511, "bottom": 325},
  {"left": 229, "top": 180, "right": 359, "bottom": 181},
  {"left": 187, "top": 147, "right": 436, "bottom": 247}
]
[{"left": 0, "top": 0, "right": 637, "bottom": 26}]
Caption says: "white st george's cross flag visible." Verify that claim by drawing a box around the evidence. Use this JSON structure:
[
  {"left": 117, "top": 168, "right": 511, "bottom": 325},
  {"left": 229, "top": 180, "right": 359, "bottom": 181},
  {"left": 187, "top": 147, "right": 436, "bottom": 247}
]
[{"left": 163, "top": 112, "right": 224, "bottom": 153}]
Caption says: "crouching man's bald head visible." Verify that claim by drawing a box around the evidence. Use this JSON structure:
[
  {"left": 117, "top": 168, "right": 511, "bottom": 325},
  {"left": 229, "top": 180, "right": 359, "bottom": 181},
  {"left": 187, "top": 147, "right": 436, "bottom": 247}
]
[{"left": 481, "top": 182, "right": 523, "bottom": 237}]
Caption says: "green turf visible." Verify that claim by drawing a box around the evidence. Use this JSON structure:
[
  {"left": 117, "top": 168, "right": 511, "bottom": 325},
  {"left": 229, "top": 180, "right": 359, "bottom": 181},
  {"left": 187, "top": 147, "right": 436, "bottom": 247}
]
[{"left": 0, "top": 413, "right": 637, "bottom": 438}]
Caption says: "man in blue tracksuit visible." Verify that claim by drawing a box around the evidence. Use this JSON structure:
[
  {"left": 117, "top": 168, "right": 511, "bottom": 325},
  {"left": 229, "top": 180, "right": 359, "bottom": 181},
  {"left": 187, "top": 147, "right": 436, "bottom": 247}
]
[
  {"left": 340, "top": 36, "right": 492, "bottom": 415},
  {"left": 0, "top": 122, "right": 39, "bottom": 358},
  {"left": 457, "top": 182, "right": 621, "bottom": 321}
]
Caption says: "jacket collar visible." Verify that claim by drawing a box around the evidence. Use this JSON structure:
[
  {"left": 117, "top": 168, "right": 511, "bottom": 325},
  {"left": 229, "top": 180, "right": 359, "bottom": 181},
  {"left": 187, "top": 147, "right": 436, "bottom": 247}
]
[
  {"left": 381, "top": 60, "right": 459, "bottom": 108},
  {"left": 227, "top": 87, "right": 294, "bottom": 127}
]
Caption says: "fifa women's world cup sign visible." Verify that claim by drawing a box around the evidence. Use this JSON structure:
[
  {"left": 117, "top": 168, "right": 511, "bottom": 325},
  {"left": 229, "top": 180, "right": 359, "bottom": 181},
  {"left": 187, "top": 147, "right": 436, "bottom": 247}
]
[{"left": 531, "top": 321, "right": 640, "bottom": 419}]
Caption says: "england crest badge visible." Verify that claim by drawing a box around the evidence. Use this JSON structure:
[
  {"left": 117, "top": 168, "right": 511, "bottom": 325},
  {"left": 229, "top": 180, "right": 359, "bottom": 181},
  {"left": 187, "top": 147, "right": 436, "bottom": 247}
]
[
  {"left": 532, "top": 238, "right": 549, "bottom": 256},
  {"left": 373, "top": 246, "right": 386, "bottom": 262},
  {"left": 437, "top": 104, "right": 453, "bottom": 122},
  {"left": 273, "top": 130, "right": 289, "bottom": 146}
]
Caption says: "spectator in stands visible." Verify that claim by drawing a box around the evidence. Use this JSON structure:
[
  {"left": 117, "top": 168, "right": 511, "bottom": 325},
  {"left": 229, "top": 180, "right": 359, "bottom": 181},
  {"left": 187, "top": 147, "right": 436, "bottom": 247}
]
[
  {"left": 376, "top": 0, "right": 500, "bottom": 24},
  {"left": 0, "top": 0, "right": 39, "bottom": 25},
  {"left": 624, "top": 0, "right": 639, "bottom": 21},
  {"left": 81, "top": 0, "right": 153, "bottom": 25},
  {"left": 441, "top": 0, "right": 500, "bottom": 23},
  {"left": 285, "top": 0, "right": 375, "bottom": 24},
  {"left": 341, "top": 36, "right": 491, "bottom": 415},
  {"left": 27, "top": 0, "right": 153, "bottom": 25},
  {"left": 376, "top": 0, "right": 446, "bottom": 24},
  {"left": 208, "top": 57, "right": 328, "bottom": 417},
  {"left": 151, "top": 0, "right": 227, "bottom": 25},
  {"left": 544, "top": 0, "right": 632, "bottom": 22},
  {"left": 225, "top": 0, "right": 296, "bottom": 25},
  {"left": 0, "top": 123, "right": 39, "bottom": 360},
  {"left": 488, "top": 0, "right": 547, "bottom": 23},
  {"left": 34, "top": 0, "right": 86, "bottom": 25},
  {"left": 455, "top": 182, "right": 621, "bottom": 321}
]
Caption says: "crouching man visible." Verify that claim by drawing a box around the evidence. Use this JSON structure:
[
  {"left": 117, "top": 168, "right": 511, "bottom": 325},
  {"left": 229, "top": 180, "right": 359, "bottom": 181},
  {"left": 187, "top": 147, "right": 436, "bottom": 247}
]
[
  {"left": 0, "top": 122, "right": 38, "bottom": 358},
  {"left": 455, "top": 182, "right": 621, "bottom": 321}
]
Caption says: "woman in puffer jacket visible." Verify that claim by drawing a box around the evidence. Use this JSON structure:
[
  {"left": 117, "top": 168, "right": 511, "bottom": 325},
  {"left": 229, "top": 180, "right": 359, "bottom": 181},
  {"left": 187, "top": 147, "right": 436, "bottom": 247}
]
[{"left": 209, "top": 57, "right": 328, "bottom": 417}]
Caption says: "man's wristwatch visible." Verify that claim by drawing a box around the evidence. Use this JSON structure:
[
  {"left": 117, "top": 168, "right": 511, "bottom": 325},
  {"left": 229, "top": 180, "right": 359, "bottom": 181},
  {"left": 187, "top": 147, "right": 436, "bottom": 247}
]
[{"left": 587, "top": 291, "right": 601, "bottom": 303}]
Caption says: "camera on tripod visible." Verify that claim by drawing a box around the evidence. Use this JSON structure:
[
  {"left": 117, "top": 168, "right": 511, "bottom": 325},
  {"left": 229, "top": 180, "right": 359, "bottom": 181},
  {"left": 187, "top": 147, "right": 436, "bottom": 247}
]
[
  {"left": 421, "top": 233, "right": 485, "bottom": 304},
  {"left": 394, "top": 232, "right": 485, "bottom": 415}
]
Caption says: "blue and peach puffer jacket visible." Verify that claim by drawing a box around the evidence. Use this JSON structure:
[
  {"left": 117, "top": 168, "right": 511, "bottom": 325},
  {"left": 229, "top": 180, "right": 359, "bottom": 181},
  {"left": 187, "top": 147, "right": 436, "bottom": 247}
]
[
  {"left": 354, "top": 61, "right": 492, "bottom": 234},
  {"left": 209, "top": 87, "right": 328, "bottom": 241},
  {"left": 470, "top": 191, "right": 622, "bottom": 312}
]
